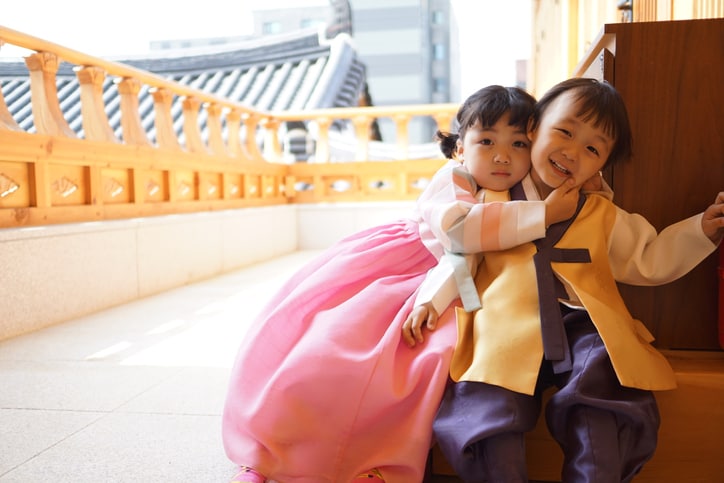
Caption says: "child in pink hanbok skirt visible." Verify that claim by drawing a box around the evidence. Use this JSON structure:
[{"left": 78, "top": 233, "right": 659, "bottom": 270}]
[{"left": 222, "top": 85, "right": 582, "bottom": 483}]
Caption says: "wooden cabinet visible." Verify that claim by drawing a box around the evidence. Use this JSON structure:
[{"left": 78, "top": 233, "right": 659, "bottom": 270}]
[{"left": 574, "top": 18, "right": 724, "bottom": 350}]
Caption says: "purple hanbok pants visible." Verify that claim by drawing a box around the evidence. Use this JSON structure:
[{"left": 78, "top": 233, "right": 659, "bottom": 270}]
[{"left": 433, "top": 310, "right": 660, "bottom": 483}]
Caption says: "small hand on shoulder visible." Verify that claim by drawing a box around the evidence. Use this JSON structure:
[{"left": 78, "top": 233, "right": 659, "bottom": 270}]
[{"left": 402, "top": 302, "right": 439, "bottom": 348}]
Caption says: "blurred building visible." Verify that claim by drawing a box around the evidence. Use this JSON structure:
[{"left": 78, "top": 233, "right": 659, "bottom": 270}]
[{"left": 250, "top": 0, "right": 453, "bottom": 144}]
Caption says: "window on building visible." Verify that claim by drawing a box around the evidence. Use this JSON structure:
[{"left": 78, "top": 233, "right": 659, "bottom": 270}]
[
  {"left": 433, "top": 43, "right": 446, "bottom": 60},
  {"left": 262, "top": 21, "right": 282, "bottom": 35},
  {"left": 301, "top": 18, "right": 323, "bottom": 29},
  {"left": 433, "top": 78, "right": 446, "bottom": 94},
  {"left": 432, "top": 10, "right": 445, "bottom": 24}
]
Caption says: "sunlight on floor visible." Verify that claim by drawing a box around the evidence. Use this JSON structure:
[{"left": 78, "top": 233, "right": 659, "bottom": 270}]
[{"left": 73, "top": 253, "right": 324, "bottom": 370}]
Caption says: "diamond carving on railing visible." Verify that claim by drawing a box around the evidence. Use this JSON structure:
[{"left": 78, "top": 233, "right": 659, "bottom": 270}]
[
  {"left": 0, "top": 173, "right": 20, "bottom": 198},
  {"left": 207, "top": 185, "right": 217, "bottom": 196},
  {"left": 146, "top": 180, "right": 160, "bottom": 197},
  {"left": 178, "top": 181, "right": 191, "bottom": 197},
  {"left": 105, "top": 178, "right": 124, "bottom": 198},
  {"left": 330, "top": 180, "right": 352, "bottom": 192},
  {"left": 229, "top": 184, "right": 239, "bottom": 195},
  {"left": 52, "top": 176, "right": 78, "bottom": 198},
  {"left": 294, "top": 181, "right": 313, "bottom": 192},
  {"left": 410, "top": 177, "right": 431, "bottom": 191},
  {"left": 369, "top": 179, "right": 392, "bottom": 191}
]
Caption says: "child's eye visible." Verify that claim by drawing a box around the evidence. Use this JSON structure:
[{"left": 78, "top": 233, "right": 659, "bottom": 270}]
[
  {"left": 513, "top": 140, "right": 529, "bottom": 148},
  {"left": 480, "top": 138, "right": 493, "bottom": 145},
  {"left": 587, "top": 146, "right": 600, "bottom": 156},
  {"left": 556, "top": 128, "right": 571, "bottom": 137}
]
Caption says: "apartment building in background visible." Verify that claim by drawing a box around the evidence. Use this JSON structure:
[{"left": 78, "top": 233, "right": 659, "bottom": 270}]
[{"left": 252, "top": 0, "right": 454, "bottom": 144}]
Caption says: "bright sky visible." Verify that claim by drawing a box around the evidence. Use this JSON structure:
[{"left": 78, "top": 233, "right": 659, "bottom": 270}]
[
  {"left": 450, "top": 0, "right": 531, "bottom": 100},
  {"left": 1, "top": 0, "right": 530, "bottom": 101}
]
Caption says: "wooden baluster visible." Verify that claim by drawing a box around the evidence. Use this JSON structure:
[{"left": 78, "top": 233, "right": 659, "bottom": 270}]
[
  {"left": 226, "top": 109, "right": 244, "bottom": 159},
  {"left": 393, "top": 114, "right": 410, "bottom": 160},
  {"left": 206, "top": 103, "right": 229, "bottom": 157},
  {"left": 431, "top": 112, "right": 454, "bottom": 135},
  {"left": 352, "top": 116, "right": 371, "bottom": 161},
  {"left": 149, "top": 87, "right": 181, "bottom": 150},
  {"left": 24, "top": 52, "right": 76, "bottom": 137},
  {"left": 182, "top": 96, "right": 210, "bottom": 154},
  {"left": 227, "top": 109, "right": 255, "bottom": 161},
  {"left": 243, "top": 113, "right": 264, "bottom": 162},
  {"left": 262, "top": 118, "right": 282, "bottom": 162},
  {"left": 314, "top": 117, "right": 331, "bottom": 163},
  {"left": 117, "top": 77, "right": 151, "bottom": 146},
  {"left": 75, "top": 66, "right": 118, "bottom": 143},
  {"left": 0, "top": 85, "right": 22, "bottom": 131}
]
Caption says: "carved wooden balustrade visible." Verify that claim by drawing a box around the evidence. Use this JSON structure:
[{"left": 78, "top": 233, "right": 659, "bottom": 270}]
[{"left": 0, "top": 26, "right": 457, "bottom": 228}]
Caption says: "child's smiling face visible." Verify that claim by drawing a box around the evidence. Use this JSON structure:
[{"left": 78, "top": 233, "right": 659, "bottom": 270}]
[{"left": 527, "top": 90, "right": 614, "bottom": 198}]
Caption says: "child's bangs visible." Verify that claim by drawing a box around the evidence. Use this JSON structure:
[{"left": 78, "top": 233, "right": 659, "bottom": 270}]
[
  {"left": 472, "top": 95, "right": 531, "bottom": 131},
  {"left": 573, "top": 93, "right": 619, "bottom": 141}
]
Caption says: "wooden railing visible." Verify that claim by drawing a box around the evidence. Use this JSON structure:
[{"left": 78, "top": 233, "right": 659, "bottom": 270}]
[
  {"left": 0, "top": 26, "right": 456, "bottom": 228},
  {"left": 633, "top": 0, "right": 723, "bottom": 21}
]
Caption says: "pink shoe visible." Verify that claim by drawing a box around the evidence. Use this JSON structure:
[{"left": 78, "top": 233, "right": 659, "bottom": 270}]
[
  {"left": 230, "top": 466, "right": 266, "bottom": 483},
  {"left": 352, "top": 469, "right": 385, "bottom": 481}
]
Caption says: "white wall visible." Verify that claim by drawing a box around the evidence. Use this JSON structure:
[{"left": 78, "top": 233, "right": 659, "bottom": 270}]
[
  {"left": 296, "top": 201, "right": 415, "bottom": 249},
  {"left": 0, "top": 207, "right": 297, "bottom": 341}
]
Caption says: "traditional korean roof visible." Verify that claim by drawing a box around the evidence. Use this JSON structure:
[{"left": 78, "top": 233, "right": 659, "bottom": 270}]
[{"left": 0, "top": 28, "right": 367, "bottom": 143}]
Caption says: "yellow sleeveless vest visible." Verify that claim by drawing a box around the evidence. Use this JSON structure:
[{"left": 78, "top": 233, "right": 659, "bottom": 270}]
[{"left": 451, "top": 194, "right": 677, "bottom": 395}]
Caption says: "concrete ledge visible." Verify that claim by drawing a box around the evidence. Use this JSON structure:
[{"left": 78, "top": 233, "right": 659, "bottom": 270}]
[
  {"left": 0, "top": 206, "right": 297, "bottom": 341},
  {"left": 0, "top": 201, "right": 416, "bottom": 341},
  {"left": 295, "top": 201, "right": 415, "bottom": 249}
]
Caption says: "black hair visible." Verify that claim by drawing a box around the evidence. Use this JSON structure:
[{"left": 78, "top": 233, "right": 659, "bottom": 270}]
[
  {"left": 435, "top": 85, "right": 536, "bottom": 159},
  {"left": 529, "top": 78, "right": 633, "bottom": 168}
]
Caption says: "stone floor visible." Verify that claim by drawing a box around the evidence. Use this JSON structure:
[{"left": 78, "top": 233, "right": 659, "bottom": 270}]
[
  {"left": 0, "top": 248, "right": 561, "bottom": 482},
  {"left": 0, "top": 251, "right": 321, "bottom": 482}
]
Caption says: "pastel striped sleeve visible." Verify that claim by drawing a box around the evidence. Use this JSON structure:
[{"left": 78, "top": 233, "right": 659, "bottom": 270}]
[
  {"left": 417, "top": 164, "right": 479, "bottom": 251},
  {"left": 445, "top": 198, "right": 546, "bottom": 253},
  {"left": 418, "top": 165, "right": 546, "bottom": 253}
]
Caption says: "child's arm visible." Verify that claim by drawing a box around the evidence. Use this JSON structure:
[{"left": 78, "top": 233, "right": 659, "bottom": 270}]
[
  {"left": 609, "top": 192, "right": 723, "bottom": 285},
  {"left": 417, "top": 165, "right": 579, "bottom": 254},
  {"left": 402, "top": 251, "right": 481, "bottom": 347}
]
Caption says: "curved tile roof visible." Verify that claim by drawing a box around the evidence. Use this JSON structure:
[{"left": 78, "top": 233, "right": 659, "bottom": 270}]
[{"left": 0, "top": 28, "right": 367, "bottom": 145}]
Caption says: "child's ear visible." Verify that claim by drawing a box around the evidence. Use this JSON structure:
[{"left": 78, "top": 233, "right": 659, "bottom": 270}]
[
  {"left": 456, "top": 138, "right": 464, "bottom": 158},
  {"left": 526, "top": 118, "right": 536, "bottom": 142}
]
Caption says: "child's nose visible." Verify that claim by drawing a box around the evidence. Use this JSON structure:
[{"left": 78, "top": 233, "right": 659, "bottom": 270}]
[
  {"left": 562, "top": 144, "right": 580, "bottom": 161},
  {"left": 493, "top": 152, "right": 510, "bottom": 164}
]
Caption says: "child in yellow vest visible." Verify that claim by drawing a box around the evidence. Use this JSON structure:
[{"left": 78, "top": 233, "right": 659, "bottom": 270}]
[{"left": 405, "top": 78, "right": 724, "bottom": 482}]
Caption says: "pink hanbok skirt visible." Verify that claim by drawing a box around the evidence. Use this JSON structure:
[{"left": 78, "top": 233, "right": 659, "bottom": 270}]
[{"left": 222, "top": 219, "right": 458, "bottom": 482}]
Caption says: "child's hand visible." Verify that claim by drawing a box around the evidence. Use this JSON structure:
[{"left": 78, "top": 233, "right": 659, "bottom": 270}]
[
  {"left": 544, "top": 178, "right": 579, "bottom": 227},
  {"left": 702, "top": 191, "right": 724, "bottom": 244},
  {"left": 402, "top": 302, "right": 439, "bottom": 348},
  {"left": 581, "top": 171, "right": 603, "bottom": 192}
]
